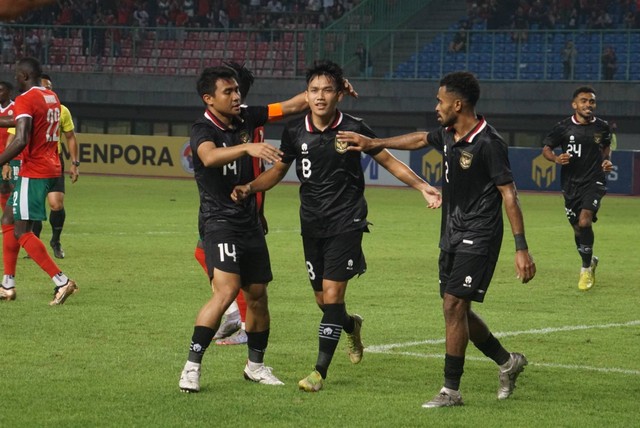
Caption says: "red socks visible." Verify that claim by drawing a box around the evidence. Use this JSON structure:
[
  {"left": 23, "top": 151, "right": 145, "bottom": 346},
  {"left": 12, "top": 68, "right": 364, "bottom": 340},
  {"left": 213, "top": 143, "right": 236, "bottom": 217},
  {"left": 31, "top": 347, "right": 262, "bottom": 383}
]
[{"left": 18, "top": 232, "right": 61, "bottom": 277}]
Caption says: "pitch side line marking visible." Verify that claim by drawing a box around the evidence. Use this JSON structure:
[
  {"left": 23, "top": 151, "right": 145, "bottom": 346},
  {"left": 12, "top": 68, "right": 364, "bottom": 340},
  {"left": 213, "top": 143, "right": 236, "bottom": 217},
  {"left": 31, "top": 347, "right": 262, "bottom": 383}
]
[
  {"left": 366, "top": 320, "right": 640, "bottom": 375},
  {"left": 366, "top": 320, "right": 640, "bottom": 352},
  {"left": 380, "top": 352, "right": 640, "bottom": 376}
]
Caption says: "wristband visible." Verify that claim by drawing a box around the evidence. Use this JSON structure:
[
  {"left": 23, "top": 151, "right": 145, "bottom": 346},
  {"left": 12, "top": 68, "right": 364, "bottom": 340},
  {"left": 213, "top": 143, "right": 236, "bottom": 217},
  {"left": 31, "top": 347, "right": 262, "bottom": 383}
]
[
  {"left": 72, "top": 161, "right": 80, "bottom": 166},
  {"left": 514, "top": 233, "right": 528, "bottom": 251}
]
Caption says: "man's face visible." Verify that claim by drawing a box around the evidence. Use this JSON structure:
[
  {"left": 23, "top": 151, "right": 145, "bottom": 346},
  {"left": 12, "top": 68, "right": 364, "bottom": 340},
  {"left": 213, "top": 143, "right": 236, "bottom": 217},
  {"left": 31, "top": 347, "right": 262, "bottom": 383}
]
[
  {"left": 0, "top": 85, "right": 9, "bottom": 103},
  {"left": 435, "top": 86, "right": 460, "bottom": 127},
  {"left": 305, "top": 74, "right": 342, "bottom": 120},
  {"left": 203, "top": 78, "right": 241, "bottom": 117},
  {"left": 572, "top": 92, "right": 596, "bottom": 120},
  {"left": 41, "top": 78, "right": 52, "bottom": 90}
]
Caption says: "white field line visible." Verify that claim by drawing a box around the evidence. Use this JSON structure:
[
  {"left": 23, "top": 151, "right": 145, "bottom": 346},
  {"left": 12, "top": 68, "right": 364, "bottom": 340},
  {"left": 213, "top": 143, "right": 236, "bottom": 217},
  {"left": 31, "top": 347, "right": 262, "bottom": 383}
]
[{"left": 366, "top": 320, "right": 640, "bottom": 376}]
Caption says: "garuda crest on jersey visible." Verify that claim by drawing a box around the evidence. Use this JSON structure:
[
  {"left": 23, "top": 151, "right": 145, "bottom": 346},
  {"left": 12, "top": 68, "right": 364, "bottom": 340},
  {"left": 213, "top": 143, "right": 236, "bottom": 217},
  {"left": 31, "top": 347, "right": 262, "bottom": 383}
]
[
  {"left": 593, "top": 133, "right": 602, "bottom": 144},
  {"left": 335, "top": 137, "right": 348, "bottom": 154},
  {"left": 459, "top": 151, "right": 473, "bottom": 169},
  {"left": 239, "top": 131, "right": 251, "bottom": 145}
]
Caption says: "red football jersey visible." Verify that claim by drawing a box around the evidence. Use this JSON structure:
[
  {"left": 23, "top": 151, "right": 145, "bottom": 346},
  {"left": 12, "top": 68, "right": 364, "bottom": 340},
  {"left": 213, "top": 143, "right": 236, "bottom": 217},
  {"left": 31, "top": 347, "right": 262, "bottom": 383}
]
[
  {"left": 0, "top": 101, "right": 14, "bottom": 154},
  {"left": 13, "top": 86, "right": 61, "bottom": 178}
]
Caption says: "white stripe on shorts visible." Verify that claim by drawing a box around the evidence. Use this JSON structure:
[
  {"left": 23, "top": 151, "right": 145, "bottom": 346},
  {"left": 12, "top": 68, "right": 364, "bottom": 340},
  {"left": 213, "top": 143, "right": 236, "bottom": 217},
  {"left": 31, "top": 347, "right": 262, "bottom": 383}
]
[{"left": 18, "top": 177, "right": 29, "bottom": 220}]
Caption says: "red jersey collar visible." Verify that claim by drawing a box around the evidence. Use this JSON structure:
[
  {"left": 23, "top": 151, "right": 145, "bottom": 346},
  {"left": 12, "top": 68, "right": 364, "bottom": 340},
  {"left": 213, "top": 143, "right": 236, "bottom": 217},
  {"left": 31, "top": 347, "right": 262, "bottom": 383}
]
[
  {"left": 446, "top": 115, "right": 487, "bottom": 143},
  {"left": 305, "top": 110, "right": 343, "bottom": 133},
  {"left": 203, "top": 109, "right": 242, "bottom": 130},
  {"left": 571, "top": 114, "right": 596, "bottom": 125}
]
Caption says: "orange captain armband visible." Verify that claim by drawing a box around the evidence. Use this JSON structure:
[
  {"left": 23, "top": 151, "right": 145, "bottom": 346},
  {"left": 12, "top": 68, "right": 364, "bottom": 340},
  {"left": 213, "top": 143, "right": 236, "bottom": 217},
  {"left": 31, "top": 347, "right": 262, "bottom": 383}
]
[{"left": 267, "top": 103, "right": 284, "bottom": 120}]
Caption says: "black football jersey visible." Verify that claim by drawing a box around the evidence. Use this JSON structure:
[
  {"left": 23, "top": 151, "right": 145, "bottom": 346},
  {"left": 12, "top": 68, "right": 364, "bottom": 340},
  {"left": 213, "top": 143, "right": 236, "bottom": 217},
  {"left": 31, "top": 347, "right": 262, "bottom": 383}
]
[
  {"left": 427, "top": 116, "right": 513, "bottom": 255},
  {"left": 542, "top": 115, "right": 611, "bottom": 192},
  {"left": 191, "top": 106, "right": 268, "bottom": 231},
  {"left": 280, "top": 111, "right": 380, "bottom": 238}
]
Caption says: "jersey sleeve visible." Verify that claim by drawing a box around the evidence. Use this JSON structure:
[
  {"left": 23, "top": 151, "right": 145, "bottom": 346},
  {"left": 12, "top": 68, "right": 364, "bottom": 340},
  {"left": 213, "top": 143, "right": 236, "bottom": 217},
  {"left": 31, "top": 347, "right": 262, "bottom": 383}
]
[
  {"left": 279, "top": 124, "right": 296, "bottom": 165},
  {"left": 600, "top": 121, "right": 612, "bottom": 148},
  {"left": 60, "top": 104, "right": 75, "bottom": 133},
  {"left": 426, "top": 128, "right": 445, "bottom": 151},
  {"left": 542, "top": 123, "right": 563, "bottom": 149},
  {"left": 12, "top": 94, "right": 34, "bottom": 120},
  {"left": 245, "top": 106, "right": 269, "bottom": 128},
  {"left": 190, "top": 122, "right": 213, "bottom": 149},
  {"left": 359, "top": 120, "right": 383, "bottom": 157},
  {"left": 484, "top": 137, "right": 513, "bottom": 186}
]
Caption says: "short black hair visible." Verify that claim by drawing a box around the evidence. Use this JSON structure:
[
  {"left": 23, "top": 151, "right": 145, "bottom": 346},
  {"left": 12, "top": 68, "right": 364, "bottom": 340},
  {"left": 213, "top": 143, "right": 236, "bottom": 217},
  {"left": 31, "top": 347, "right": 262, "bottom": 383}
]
[
  {"left": 572, "top": 86, "right": 596, "bottom": 100},
  {"left": 439, "top": 71, "right": 480, "bottom": 107},
  {"left": 223, "top": 62, "right": 254, "bottom": 100},
  {"left": 17, "top": 57, "right": 42, "bottom": 80},
  {"left": 0, "top": 81, "right": 13, "bottom": 91},
  {"left": 196, "top": 66, "right": 238, "bottom": 99},
  {"left": 305, "top": 59, "right": 345, "bottom": 92},
  {"left": 41, "top": 73, "right": 52, "bottom": 82}
]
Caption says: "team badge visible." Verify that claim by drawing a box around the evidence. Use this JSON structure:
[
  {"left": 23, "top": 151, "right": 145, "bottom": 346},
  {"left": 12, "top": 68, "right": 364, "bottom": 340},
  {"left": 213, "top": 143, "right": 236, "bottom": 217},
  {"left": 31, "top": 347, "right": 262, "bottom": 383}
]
[
  {"left": 459, "top": 151, "right": 473, "bottom": 169},
  {"left": 335, "top": 137, "right": 348, "bottom": 154},
  {"left": 594, "top": 133, "right": 602, "bottom": 144},
  {"left": 239, "top": 131, "right": 251, "bottom": 145}
]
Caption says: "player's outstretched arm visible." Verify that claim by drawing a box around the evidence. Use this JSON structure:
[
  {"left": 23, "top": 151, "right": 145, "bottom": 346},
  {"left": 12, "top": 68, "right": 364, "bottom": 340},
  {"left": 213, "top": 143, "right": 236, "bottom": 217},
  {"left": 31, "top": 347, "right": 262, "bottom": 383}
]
[
  {"left": 340, "top": 131, "right": 429, "bottom": 152},
  {"left": 498, "top": 182, "right": 536, "bottom": 284},
  {"left": 373, "top": 149, "right": 441, "bottom": 209},
  {"left": 197, "top": 141, "right": 282, "bottom": 168},
  {"left": 0, "top": 116, "right": 14, "bottom": 128},
  {"left": 231, "top": 161, "right": 290, "bottom": 203},
  {"left": 0, "top": 118, "right": 29, "bottom": 165},
  {"left": 66, "top": 130, "right": 79, "bottom": 183}
]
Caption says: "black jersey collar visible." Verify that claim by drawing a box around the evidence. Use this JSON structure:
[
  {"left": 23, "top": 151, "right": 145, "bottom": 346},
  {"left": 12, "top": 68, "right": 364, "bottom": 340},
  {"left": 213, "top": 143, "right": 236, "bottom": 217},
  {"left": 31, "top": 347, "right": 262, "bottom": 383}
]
[
  {"left": 571, "top": 114, "right": 596, "bottom": 125},
  {"left": 203, "top": 109, "right": 243, "bottom": 130},
  {"left": 446, "top": 115, "right": 487, "bottom": 143},
  {"left": 304, "top": 110, "right": 344, "bottom": 133}
]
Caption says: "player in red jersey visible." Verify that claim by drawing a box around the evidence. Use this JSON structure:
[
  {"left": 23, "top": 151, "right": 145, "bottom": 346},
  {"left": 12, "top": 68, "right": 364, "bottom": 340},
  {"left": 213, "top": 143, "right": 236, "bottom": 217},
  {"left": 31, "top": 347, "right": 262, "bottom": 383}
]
[
  {"left": 0, "top": 57, "right": 77, "bottom": 304},
  {"left": 0, "top": 81, "right": 15, "bottom": 210}
]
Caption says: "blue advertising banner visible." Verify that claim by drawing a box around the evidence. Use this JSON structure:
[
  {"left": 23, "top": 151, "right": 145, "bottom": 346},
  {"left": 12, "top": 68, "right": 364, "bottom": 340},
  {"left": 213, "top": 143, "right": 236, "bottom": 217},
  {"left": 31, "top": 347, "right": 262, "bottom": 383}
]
[{"left": 408, "top": 147, "right": 637, "bottom": 195}]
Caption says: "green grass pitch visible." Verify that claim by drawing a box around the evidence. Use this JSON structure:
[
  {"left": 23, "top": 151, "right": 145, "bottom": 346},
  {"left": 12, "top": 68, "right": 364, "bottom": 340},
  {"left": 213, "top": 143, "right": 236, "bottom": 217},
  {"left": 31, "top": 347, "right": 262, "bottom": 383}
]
[{"left": 1, "top": 175, "right": 638, "bottom": 427}]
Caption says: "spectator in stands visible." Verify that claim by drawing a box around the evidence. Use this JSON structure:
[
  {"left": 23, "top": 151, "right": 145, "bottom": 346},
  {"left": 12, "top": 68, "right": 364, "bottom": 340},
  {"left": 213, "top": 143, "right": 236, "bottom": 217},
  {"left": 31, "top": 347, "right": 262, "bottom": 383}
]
[
  {"left": 183, "top": 0, "right": 195, "bottom": 20},
  {"left": 133, "top": 2, "right": 150, "bottom": 27},
  {"left": 25, "top": 30, "right": 41, "bottom": 60},
  {"left": 227, "top": 0, "right": 241, "bottom": 28},
  {"left": 562, "top": 40, "right": 577, "bottom": 80},
  {"left": 1, "top": 27, "right": 15, "bottom": 64},
  {"left": 510, "top": 5, "right": 529, "bottom": 42},
  {"left": 601, "top": 46, "right": 617, "bottom": 80},
  {"left": 448, "top": 30, "right": 467, "bottom": 53},
  {"left": 355, "top": 43, "right": 373, "bottom": 78}
]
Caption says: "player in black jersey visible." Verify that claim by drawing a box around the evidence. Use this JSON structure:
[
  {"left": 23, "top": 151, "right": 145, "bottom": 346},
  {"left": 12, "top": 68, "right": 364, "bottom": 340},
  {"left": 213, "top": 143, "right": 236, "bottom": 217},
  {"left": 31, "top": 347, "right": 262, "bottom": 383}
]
[
  {"left": 232, "top": 60, "right": 442, "bottom": 393},
  {"left": 179, "top": 66, "right": 290, "bottom": 392},
  {"left": 338, "top": 71, "right": 536, "bottom": 408},
  {"left": 542, "top": 86, "right": 613, "bottom": 291}
]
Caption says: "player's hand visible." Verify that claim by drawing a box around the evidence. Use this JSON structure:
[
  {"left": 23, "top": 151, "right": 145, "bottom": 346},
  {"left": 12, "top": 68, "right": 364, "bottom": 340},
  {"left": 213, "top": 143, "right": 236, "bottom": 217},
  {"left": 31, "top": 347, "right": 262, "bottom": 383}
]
[
  {"left": 2, "top": 164, "right": 12, "bottom": 180},
  {"left": 69, "top": 164, "right": 79, "bottom": 183},
  {"left": 515, "top": 250, "right": 536, "bottom": 284},
  {"left": 338, "top": 131, "right": 376, "bottom": 152},
  {"left": 231, "top": 184, "right": 251, "bottom": 203},
  {"left": 245, "top": 143, "right": 282, "bottom": 164},
  {"left": 602, "top": 159, "right": 614, "bottom": 172},
  {"left": 343, "top": 78, "right": 358, "bottom": 99},
  {"left": 556, "top": 152, "right": 572, "bottom": 165},
  {"left": 421, "top": 184, "right": 442, "bottom": 209},
  {"left": 260, "top": 212, "right": 269, "bottom": 235}
]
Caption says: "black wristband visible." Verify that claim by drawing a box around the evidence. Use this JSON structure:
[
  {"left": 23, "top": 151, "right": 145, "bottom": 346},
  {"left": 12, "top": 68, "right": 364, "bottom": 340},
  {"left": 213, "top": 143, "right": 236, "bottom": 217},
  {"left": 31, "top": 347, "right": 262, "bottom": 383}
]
[
  {"left": 72, "top": 161, "right": 80, "bottom": 166},
  {"left": 514, "top": 234, "right": 528, "bottom": 251}
]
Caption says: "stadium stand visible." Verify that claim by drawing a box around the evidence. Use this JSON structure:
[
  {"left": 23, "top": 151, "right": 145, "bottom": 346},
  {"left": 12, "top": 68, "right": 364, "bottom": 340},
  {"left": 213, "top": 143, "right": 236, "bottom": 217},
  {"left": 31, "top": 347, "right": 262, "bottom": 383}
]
[{"left": 1, "top": 0, "right": 639, "bottom": 80}]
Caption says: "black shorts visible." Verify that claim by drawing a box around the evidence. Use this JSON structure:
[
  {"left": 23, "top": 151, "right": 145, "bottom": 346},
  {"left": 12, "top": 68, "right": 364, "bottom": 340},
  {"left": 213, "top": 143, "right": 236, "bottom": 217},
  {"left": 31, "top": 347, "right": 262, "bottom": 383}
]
[
  {"left": 438, "top": 250, "right": 498, "bottom": 303},
  {"left": 302, "top": 229, "right": 367, "bottom": 292},
  {"left": 203, "top": 223, "right": 272, "bottom": 285},
  {"left": 49, "top": 155, "right": 65, "bottom": 194},
  {"left": 563, "top": 181, "right": 606, "bottom": 226}
]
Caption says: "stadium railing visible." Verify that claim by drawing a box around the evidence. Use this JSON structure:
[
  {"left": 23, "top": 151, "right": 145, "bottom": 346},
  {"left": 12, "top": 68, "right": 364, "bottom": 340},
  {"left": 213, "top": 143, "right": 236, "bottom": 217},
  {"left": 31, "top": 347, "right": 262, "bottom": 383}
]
[{"left": 0, "top": 24, "right": 638, "bottom": 81}]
